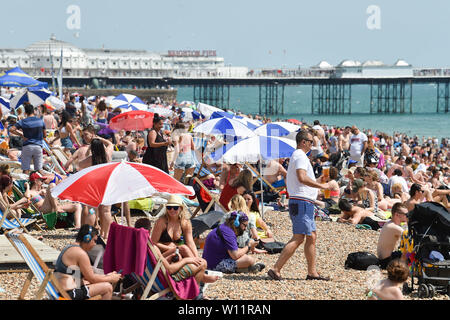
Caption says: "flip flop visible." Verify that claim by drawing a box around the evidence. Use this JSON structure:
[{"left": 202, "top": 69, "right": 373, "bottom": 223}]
[
  {"left": 267, "top": 269, "right": 282, "bottom": 281},
  {"left": 305, "top": 274, "right": 330, "bottom": 281}
]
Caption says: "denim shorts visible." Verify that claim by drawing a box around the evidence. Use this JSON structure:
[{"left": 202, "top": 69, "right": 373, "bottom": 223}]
[
  {"left": 61, "top": 137, "right": 73, "bottom": 149},
  {"left": 174, "top": 152, "right": 195, "bottom": 169},
  {"left": 288, "top": 198, "right": 316, "bottom": 236}
]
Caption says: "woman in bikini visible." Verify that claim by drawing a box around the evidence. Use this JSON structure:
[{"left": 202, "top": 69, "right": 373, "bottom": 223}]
[
  {"left": 151, "top": 195, "right": 198, "bottom": 259},
  {"left": 94, "top": 100, "right": 108, "bottom": 124},
  {"left": 315, "top": 166, "right": 340, "bottom": 209},
  {"left": 59, "top": 111, "right": 81, "bottom": 150},
  {"left": 365, "top": 170, "right": 400, "bottom": 211}
]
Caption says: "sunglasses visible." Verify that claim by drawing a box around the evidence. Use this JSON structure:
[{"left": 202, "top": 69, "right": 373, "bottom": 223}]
[
  {"left": 167, "top": 206, "right": 180, "bottom": 211},
  {"left": 304, "top": 139, "right": 313, "bottom": 143}
]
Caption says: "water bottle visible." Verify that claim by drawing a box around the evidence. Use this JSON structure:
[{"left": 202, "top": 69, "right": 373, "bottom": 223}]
[
  {"left": 281, "top": 193, "right": 286, "bottom": 205},
  {"left": 89, "top": 208, "right": 96, "bottom": 215},
  {"left": 172, "top": 247, "right": 180, "bottom": 262}
]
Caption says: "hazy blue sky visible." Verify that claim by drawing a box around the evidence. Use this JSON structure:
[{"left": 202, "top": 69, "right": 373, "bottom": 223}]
[{"left": 3, "top": 1, "right": 450, "bottom": 69}]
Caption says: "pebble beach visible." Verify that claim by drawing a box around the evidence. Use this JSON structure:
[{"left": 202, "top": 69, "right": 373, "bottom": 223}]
[{"left": 1, "top": 209, "right": 448, "bottom": 301}]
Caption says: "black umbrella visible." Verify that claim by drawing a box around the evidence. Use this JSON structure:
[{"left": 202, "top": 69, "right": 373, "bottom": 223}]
[{"left": 191, "top": 211, "right": 225, "bottom": 238}]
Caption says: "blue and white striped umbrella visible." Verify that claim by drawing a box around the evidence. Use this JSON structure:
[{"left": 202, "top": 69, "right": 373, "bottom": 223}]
[
  {"left": 109, "top": 94, "right": 147, "bottom": 111},
  {"left": 253, "top": 121, "right": 300, "bottom": 137},
  {"left": 181, "top": 107, "right": 203, "bottom": 121},
  {"left": 10, "top": 87, "right": 54, "bottom": 110},
  {"left": 236, "top": 117, "right": 262, "bottom": 130},
  {"left": 193, "top": 117, "right": 255, "bottom": 138},
  {"left": 0, "top": 97, "right": 10, "bottom": 114},
  {"left": 209, "top": 111, "right": 236, "bottom": 120},
  {"left": 210, "top": 135, "right": 297, "bottom": 164}
]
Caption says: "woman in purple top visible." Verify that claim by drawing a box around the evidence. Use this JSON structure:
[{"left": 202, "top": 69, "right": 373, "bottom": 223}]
[{"left": 202, "top": 211, "right": 265, "bottom": 274}]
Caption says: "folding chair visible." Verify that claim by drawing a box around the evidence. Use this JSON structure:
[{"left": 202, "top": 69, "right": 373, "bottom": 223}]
[
  {"left": 9, "top": 181, "right": 48, "bottom": 230},
  {"left": 246, "top": 162, "right": 286, "bottom": 195},
  {"left": 5, "top": 230, "right": 101, "bottom": 300},
  {"left": 42, "top": 140, "right": 67, "bottom": 175},
  {"left": 0, "top": 208, "right": 37, "bottom": 234},
  {"left": 104, "top": 223, "right": 200, "bottom": 300},
  {"left": 191, "top": 177, "right": 227, "bottom": 218}
]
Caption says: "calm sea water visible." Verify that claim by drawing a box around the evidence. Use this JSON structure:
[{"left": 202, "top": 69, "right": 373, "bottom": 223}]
[{"left": 175, "top": 84, "right": 450, "bottom": 139}]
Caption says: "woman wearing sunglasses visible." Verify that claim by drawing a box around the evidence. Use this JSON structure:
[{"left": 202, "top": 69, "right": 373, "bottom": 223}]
[{"left": 151, "top": 195, "right": 199, "bottom": 259}]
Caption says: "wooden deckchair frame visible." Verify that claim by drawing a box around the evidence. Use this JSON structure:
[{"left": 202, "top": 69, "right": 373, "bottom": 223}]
[
  {"left": 6, "top": 231, "right": 101, "bottom": 300},
  {"left": 0, "top": 198, "right": 40, "bottom": 234},
  {"left": 245, "top": 162, "right": 286, "bottom": 195},
  {"left": 191, "top": 176, "right": 227, "bottom": 219},
  {"left": 9, "top": 183, "right": 46, "bottom": 231}
]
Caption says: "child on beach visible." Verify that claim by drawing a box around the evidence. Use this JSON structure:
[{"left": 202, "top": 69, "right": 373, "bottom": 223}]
[{"left": 366, "top": 259, "right": 409, "bottom": 300}]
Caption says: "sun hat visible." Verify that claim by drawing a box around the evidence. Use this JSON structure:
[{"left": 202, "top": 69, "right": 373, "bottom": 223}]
[
  {"left": 165, "top": 194, "right": 184, "bottom": 207},
  {"left": 340, "top": 166, "right": 357, "bottom": 176},
  {"left": 352, "top": 179, "right": 364, "bottom": 192}
]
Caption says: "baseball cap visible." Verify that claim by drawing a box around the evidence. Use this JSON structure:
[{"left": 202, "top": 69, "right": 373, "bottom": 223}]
[
  {"left": 29, "top": 172, "right": 45, "bottom": 182},
  {"left": 352, "top": 179, "right": 364, "bottom": 192}
]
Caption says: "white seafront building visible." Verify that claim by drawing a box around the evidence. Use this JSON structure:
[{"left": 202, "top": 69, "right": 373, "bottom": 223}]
[{"left": 0, "top": 36, "right": 248, "bottom": 80}]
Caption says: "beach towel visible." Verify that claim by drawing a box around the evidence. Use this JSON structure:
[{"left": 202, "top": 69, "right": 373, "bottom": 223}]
[{"left": 103, "top": 222, "right": 149, "bottom": 276}]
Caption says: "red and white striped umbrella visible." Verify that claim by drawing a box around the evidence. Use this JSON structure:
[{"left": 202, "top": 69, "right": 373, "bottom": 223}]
[
  {"left": 109, "top": 110, "right": 154, "bottom": 131},
  {"left": 51, "top": 161, "right": 194, "bottom": 207}
]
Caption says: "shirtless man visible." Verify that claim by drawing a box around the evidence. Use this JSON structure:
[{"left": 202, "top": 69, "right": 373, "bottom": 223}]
[
  {"left": 262, "top": 159, "right": 287, "bottom": 186},
  {"left": 376, "top": 203, "right": 409, "bottom": 269},
  {"left": 404, "top": 183, "right": 433, "bottom": 212},
  {"left": 63, "top": 126, "right": 95, "bottom": 172},
  {"left": 340, "top": 126, "right": 352, "bottom": 152},
  {"left": 337, "top": 198, "right": 377, "bottom": 229}
]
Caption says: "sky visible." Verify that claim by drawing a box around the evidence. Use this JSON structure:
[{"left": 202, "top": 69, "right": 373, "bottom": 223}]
[{"left": 3, "top": 0, "right": 450, "bottom": 69}]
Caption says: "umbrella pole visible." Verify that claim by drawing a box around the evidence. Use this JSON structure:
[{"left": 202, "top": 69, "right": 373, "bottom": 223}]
[
  {"left": 121, "top": 202, "right": 124, "bottom": 225},
  {"left": 260, "top": 157, "right": 264, "bottom": 219}
]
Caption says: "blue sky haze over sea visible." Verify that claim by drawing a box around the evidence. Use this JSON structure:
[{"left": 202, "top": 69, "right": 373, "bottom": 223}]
[{"left": 4, "top": 1, "right": 450, "bottom": 69}]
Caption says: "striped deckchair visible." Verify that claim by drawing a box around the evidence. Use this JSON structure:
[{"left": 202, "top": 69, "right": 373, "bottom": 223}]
[
  {"left": 104, "top": 223, "right": 200, "bottom": 300},
  {"left": 5, "top": 230, "right": 101, "bottom": 300},
  {"left": 130, "top": 242, "right": 171, "bottom": 300},
  {"left": 5, "top": 230, "right": 68, "bottom": 299},
  {"left": 42, "top": 140, "right": 67, "bottom": 175},
  {"left": 132, "top": 239, "right": 200, "bottom": 300},
  {"left": 0, "top": 208, "right": 37, "bottom": 234},
  {"left": 246, "top": 162, "right": 286, "bottom": 195}
]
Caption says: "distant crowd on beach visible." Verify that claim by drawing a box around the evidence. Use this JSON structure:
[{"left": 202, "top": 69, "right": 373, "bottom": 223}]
[{"left": 1, "top": 88, "right": 448, "bottom": 300}]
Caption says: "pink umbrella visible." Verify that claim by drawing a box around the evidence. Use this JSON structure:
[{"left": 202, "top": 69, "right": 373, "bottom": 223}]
[
  {"left": 51, "top": 161, "right": 194, "bottom": 207},
  {"left": 109, "top": 110, "right": 154, "bottom": 131}
]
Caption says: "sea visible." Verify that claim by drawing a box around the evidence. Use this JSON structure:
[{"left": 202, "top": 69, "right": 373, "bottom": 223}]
[{"left": 175, "top": 83, "right": 450, "bottom": 140}]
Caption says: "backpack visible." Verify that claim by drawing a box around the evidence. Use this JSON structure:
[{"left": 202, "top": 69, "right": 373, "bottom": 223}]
[
  {"left": 256, "top": 240, "right": 285, "bottom": 254},
  {"left": 344, "top": 252, "right": 379, "bottom": 270}
]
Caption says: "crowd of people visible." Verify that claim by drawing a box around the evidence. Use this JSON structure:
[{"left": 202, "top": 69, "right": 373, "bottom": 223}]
[{"left": 0, "top": 89, "right": 448, "bottom": 300}]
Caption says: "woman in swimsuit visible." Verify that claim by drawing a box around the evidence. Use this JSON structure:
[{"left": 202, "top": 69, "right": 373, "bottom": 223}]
[
  {"left": 59, "top": 111, "right": 81, "bottom": 150},
  {"left": 367, "top": 259, "right": 409, "bottom": 300},
  {"left": 315, "top": 166, "right": 340, "bottom": 209},
  {"left": 151, "top": 195, "right": 198, "bottom": 259},
  {"left": 94, "top": 100, "right": 108, "bottom": 124},
  {"left": 23, "top": 171, "right": 82, "bottom": 229},
  {"left": 54, "top": 225, "right": 122, "bottom": 300}
]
